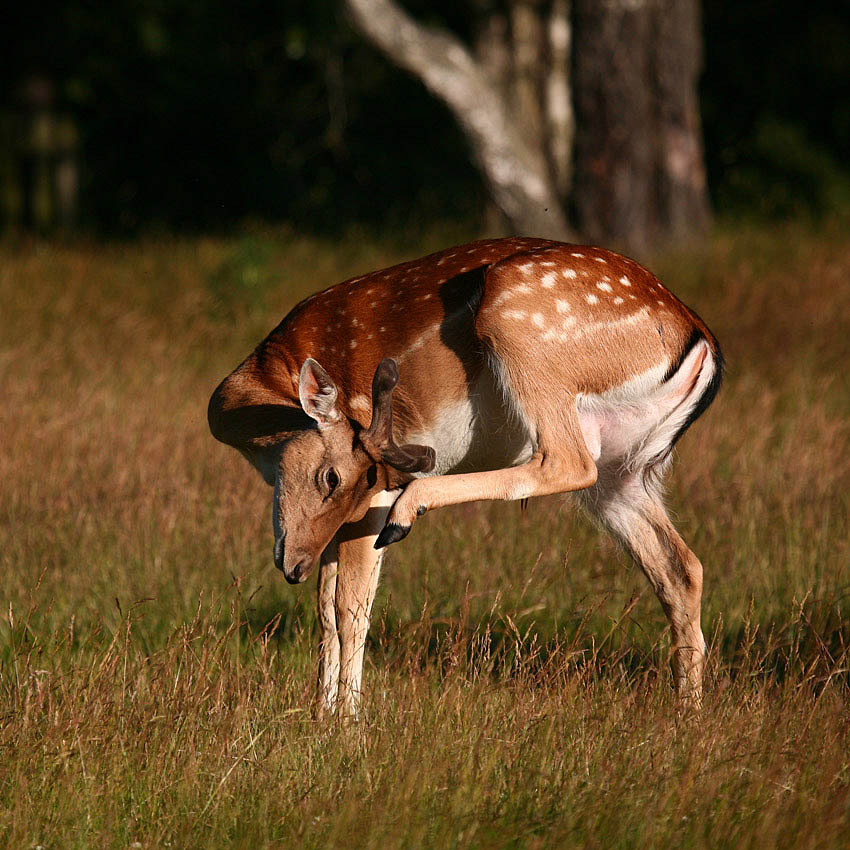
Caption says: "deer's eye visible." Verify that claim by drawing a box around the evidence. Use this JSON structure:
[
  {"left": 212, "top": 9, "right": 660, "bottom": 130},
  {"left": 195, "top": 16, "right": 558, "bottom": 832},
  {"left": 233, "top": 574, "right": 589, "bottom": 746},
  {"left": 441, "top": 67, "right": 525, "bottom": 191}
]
[{"left": 323, "top": 467, "right": 340, "bottom": 496}]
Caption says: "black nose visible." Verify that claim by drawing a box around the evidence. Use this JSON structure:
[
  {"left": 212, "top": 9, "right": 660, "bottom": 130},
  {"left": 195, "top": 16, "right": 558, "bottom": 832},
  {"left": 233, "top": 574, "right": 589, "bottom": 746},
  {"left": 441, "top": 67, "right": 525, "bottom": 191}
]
[
  {"left": 273, "top": 534, "right": 286, "bottom": 570},
  {"left": 284, "top": 561, "right": 302, "bottom": 585}
]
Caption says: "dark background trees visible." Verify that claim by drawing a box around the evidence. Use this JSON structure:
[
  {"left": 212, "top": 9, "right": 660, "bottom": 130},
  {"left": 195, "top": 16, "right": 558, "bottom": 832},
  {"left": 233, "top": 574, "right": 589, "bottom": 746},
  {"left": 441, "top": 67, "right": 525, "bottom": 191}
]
[{"left": 2, "top": 0, "right": 848, "bottom": 247}]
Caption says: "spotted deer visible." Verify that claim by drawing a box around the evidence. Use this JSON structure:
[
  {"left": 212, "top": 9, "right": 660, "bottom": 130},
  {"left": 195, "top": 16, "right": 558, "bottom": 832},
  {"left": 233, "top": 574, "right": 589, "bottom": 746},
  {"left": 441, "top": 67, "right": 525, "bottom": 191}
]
[{"left": 208, "top": 237, "right": 723, "bottom": 717}]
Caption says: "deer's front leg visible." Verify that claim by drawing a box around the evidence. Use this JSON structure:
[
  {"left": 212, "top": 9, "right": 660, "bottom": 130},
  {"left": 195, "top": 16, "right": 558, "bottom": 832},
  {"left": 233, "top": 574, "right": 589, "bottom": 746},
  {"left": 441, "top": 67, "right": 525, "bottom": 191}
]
[
  {"left": 315, "top": 537, "right": 341, "bottom": 719},
  {"left": 331, "top": 490, "right": 397, "bottom": 718}
]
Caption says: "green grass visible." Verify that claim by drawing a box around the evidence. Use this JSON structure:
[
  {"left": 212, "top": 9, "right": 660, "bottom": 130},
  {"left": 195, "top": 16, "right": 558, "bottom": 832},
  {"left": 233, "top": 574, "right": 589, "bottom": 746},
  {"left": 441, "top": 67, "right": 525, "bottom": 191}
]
[{"left": 1, "top": 220, "right": 849, "bottom": 848}]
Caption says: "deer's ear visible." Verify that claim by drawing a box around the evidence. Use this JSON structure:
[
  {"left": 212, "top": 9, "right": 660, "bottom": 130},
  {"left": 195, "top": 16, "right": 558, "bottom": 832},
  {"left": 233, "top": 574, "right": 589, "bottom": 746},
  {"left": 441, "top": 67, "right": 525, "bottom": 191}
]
[{"left": 298, "top": 359, "right": 340, "bottom": 429}]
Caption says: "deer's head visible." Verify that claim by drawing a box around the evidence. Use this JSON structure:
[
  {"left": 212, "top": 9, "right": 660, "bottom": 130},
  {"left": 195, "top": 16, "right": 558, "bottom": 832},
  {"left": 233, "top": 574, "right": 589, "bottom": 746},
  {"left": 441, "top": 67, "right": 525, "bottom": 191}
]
[{"left": 272, "top": 358, "right": 435, "bottom": 583}]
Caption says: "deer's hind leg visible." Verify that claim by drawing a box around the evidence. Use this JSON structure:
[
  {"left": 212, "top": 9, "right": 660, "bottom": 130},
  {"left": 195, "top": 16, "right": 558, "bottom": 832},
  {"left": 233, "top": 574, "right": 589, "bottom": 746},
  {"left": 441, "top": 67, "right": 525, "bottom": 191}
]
[
  {"left": 378, "top": 325, "right": 600, "bottom": 546},
  {"left": 579, "top": 467, "right": 706, "bottom": 705},
  {"left": 377, "top": 397, "right": 598, "bottom": 545}
]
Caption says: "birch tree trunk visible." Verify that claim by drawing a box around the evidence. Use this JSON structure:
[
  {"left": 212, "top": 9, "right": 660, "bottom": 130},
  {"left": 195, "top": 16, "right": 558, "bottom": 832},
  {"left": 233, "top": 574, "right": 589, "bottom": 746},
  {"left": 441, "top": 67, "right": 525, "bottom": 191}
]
[{"left": 345, "top": 0, "right": 573, "bottom": 239}]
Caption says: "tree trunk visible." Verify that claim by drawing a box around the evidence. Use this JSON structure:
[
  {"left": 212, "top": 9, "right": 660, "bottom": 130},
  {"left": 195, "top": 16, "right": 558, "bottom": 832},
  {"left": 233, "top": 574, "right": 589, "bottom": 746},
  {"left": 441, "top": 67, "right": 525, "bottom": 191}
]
[
  {"left": 345, "top": 0, "right": 709, "bottom": 253},
  {"left": 345, "top": 0, "right": 573, "bottom": 239},
  {"left": 572, "top": 0, "right": 710, "bottom": 253},
  {"left": 509, "top": 0, "right": 546, "bottom": 148},
  {"left": 545, "top": 0, "right": 574, "bottom": 197},
  {"left": 654, "top": 0, "right": 710, "bottom": 240}
]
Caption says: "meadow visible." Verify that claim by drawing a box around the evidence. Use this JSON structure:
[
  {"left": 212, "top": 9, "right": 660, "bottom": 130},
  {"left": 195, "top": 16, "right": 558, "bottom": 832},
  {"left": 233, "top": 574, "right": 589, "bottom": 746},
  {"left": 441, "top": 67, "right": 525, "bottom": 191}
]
[{"left": 1, "top": 219, "right": 849, "bottom": 848}]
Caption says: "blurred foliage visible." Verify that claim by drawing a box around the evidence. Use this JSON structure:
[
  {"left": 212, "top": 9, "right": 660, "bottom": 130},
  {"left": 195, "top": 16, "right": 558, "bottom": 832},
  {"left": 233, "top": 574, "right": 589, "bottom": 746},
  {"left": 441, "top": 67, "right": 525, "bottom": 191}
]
[
  {"left": 702, "top": 0, "right": 850, "bottom": 219},
  {"left": 2, "top": 0, "right": 849, "bottom": 233},
  {"left": 2, "top": 0, "right": 485, "bottom": 232}
]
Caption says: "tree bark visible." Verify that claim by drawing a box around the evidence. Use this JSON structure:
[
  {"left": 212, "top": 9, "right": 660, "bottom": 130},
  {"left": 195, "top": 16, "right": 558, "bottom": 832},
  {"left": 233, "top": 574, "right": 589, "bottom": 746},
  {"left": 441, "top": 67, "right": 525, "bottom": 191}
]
[
  {"left": 545, "top": 0, "right": 574, "bottom": 197},
  {"left": 346, "top": 0, "right": 709, "bottom": 252},
  {"left": 572, "top": 0, "right": 710, "bottom": 252},
  {"left": 345, "top": 0, "right": 573, "bottom": 239},
  {"left": 509, "top": 0, "right": 546, "bottom": 147},
  {"left": 654, "top": 0, "right": 710, "bottom": 240}
]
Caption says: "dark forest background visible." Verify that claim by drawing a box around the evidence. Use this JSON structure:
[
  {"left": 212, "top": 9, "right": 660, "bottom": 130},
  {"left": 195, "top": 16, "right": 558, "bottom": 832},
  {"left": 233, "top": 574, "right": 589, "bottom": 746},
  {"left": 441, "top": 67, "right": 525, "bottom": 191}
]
[{"left": 2, "top": 0, "right": 848, "bottom": 238}]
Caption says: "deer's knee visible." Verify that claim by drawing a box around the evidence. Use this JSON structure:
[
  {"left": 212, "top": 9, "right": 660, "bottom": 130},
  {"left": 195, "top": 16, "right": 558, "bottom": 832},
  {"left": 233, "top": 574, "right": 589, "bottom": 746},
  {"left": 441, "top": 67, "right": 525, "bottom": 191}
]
[{"left": 539, "top": 447, "right": 598, "bottom": 492}]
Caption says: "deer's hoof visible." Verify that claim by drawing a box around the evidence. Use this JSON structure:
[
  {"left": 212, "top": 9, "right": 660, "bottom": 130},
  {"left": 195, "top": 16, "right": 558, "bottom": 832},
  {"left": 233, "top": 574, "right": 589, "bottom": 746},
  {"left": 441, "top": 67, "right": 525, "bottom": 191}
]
[{"left": 374, "top": 522, "right": 410, "bottom": 549}]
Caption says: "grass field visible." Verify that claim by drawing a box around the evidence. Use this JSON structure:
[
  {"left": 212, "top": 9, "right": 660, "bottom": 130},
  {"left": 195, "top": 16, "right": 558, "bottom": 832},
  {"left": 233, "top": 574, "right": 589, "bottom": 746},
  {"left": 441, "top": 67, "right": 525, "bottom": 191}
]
[{"left": 2, "top": 220, "right": 849, "bottom": 848}]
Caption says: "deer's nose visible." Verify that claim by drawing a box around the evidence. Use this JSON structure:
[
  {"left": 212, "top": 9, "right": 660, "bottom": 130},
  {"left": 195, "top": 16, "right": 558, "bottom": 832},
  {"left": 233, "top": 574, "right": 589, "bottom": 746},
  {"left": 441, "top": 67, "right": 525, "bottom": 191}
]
[{"left": 273, "top": 533, "right": 286, "bottom": 571}]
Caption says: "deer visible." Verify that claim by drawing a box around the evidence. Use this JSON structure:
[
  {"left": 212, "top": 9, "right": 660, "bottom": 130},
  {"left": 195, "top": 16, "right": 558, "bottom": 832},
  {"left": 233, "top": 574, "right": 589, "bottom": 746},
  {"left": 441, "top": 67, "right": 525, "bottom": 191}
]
[{"left": 208, "top": 237, "right": 723, "bottom": 718}]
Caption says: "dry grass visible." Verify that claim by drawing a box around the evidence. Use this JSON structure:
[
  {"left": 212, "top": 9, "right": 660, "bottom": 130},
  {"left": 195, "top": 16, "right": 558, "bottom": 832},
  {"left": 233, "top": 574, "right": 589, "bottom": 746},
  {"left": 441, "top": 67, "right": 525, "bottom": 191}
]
[{"left": 1, "top": 220, "right": 849, "bottom": 848}]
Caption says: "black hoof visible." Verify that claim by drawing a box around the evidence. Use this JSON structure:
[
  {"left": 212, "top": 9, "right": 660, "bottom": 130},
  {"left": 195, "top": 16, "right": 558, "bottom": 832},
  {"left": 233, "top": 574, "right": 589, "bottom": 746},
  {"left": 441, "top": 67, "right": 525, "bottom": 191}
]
[{"left": 374, "top": 522, "right": 410, "bottom": 549}]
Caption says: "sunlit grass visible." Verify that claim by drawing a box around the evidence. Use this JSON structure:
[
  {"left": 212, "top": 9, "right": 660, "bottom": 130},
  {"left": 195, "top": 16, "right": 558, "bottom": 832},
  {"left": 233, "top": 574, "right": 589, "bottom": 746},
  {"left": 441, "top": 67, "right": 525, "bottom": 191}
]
[{"left": 1, "top": 221, "right": 849, "bottom": 847}]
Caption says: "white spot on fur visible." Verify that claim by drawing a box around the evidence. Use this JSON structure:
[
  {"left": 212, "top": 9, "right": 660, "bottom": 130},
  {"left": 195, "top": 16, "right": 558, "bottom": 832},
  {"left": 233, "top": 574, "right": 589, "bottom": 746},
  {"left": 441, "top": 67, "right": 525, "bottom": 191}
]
[
  {"left": 586, "top": 293, "right": 599, "bottom": 305},
  {"left": 619, "top": 276, "right": 631, "bottom": 286},
  {"left": 531, "top": 313, "right": 545, "bottom": 328},
  {"left": 350, "top": 340, "right": 357, "bottom": 349},
  {"left": 397, "top": 322, "right": 443, "bottom": 363},
  {"left": 515, "top": 284, "right": 532, "bottom": 294},
  {"left": 628, "top": 294, "right": 637, "bottom": 300},
  {"left": 562, "top": 315, "right": 577, "bottom": 329},
  {"left": 504, "top": 309, "right": 527, "bottom": 320},
  {"left": 571, "top": 307, "right": 650, "bottom": 340},
  {"left": 562, "top": 268, "right": 577, "bottom": 279},
  {"left": 541, "top": 273, "right": 557, "bottom": 288},
  {"left": 571, "top": 252, "right": 584, "bottom": 258},
  {"left": 350, "top": 394, "right": 370, "bottom": 415},
  {"left": 540, "top": 260, "right": 557, "bottom": 268},
  {"left": 556, "top": 299, "right": 570, "bottom": 313},
  {"left": 594, "top": 257, "right": 608, "bottom": 264},
  {"left": 351, "top": 317, "right": 359, "bottom": 326},
  {"left": 597, "top": 282, "right": 613, "bottom": 292},
  {"left": 613, "top": 296, "right": 624, "bottom": 305}
]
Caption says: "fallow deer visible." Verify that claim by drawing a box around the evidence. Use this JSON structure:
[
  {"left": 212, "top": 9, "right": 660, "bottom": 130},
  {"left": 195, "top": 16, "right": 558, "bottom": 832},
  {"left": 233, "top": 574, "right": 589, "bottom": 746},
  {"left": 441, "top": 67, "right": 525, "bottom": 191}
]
[{"left": 208, "top": 237, "right": 723, "bottom": 717}]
